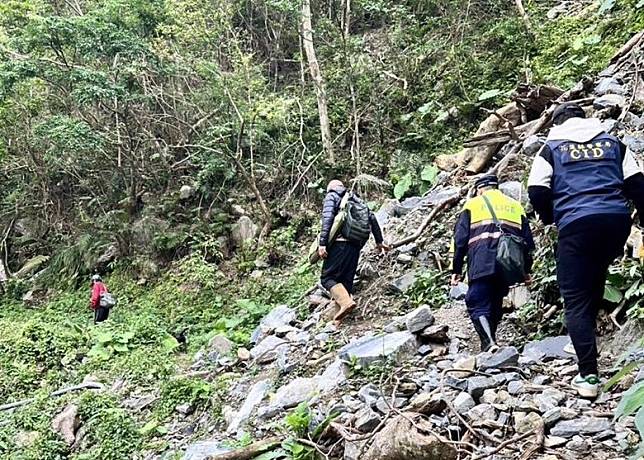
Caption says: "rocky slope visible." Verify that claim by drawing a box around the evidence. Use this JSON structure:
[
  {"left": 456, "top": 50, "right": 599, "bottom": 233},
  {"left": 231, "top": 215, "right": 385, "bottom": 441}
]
[{"left": 156, "top": 35, "right": 644, "bottom": 460}]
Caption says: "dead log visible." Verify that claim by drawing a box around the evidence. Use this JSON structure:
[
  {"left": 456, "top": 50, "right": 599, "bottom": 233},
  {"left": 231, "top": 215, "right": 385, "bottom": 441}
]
[
  {"left": 0, "top": 382, "right": 103, "bottom": 412},
  {"left": 610, "top": 31, "right": 644, "bottom": 65},
  {"left": 207, "top": 437, "right": 282, "bottom": 460},
  {"left": 463, "top": 119, "right": 539, "bottom": 148}
]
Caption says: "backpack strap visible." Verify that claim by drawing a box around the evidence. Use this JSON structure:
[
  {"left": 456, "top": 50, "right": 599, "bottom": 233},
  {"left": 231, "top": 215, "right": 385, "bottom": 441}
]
[
  {"left": 481, "top": 194, "right": 506, "bottom": 234},
  {"left": 339, "top": 192, "right": 351, "bottom": 211}
]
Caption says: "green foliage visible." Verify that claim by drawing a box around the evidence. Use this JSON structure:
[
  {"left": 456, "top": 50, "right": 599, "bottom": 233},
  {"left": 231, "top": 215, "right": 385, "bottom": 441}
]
[
  {"left": 76, "top": 392, "right": 142, "bottom": 460},
  {"left": 408, "top": 269, "right": 448, "bottom": 308},
  {"left": 607, "top": 260, "right": 644, "bottom": 319},
  {"left": 87, "top": 329, "right": 136, "bottom": 361},
  {"left": 155, "top": 377, "right": 213, "bottom": 419},
  {"left": 284, "top": 402, "right": 312, "bottom": 438}
]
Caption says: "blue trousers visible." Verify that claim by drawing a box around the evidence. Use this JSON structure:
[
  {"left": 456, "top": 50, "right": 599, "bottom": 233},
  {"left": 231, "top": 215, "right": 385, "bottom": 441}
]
[{"left": 465, "top": 272, "right": 509, "bottom": 333}]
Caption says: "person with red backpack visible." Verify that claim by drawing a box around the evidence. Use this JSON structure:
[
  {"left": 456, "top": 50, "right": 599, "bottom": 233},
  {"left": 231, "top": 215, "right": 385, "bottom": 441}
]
[
  {"left": 90, "top": 274, "right": 111, "bottom": 324},
  {"left": 318, "top": 180, "right": 389, "bottom": 323}
]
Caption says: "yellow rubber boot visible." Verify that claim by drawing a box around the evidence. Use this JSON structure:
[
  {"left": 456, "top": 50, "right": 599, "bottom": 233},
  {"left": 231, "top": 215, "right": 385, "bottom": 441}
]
[{"left": 330, "top": 283, "right": 356, "bottom": 323}]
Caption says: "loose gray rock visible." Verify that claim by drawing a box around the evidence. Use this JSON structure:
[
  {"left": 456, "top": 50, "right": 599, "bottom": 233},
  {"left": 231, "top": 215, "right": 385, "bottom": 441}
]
[
  {"left": 175, "top": 403, "right": 194, "bottom": 416},
  {"left": 405, "top": 306, "right": 435, "bottom": 333},
  {"left": 543, "top": 407, "right": 563, "bottom": 427},
  {"left": 418, "top": 344, "right": 433, "bottom": 355},
  {"left": 207, "top": 334, "right": 234, "bottom": 357},
  {"left": 499, "top": 181, "right": 525, "bottom": 203},
  {"left": 268, "top": 377, "right": 319, "bottom": 412},
  {"left": 339, "top": 331, "right": 418, "bottom": 367},
  {"left": 515, "top": 412, "right": 544, "bottom": 434},
  {"left": 523, "top": 336, "right": 575, "bottom": 362},
  {"left": 508, "top": 285, "right": 530, "bottom": 309},
  {"left": 595, "top": 77, "right": 625, "bottom": 96},
  {"left": 389, "top": 272, "right": 418, "bottom": 294},
  {"left": 534, "top": 388, "right": 566, "bottom": 413},
  {"left": 467, "top": 404, "right": 496, "bottom": 425},
  {"left": 231, "top": 215, "right": 258, "bottom": 247},
  {"left": 453, "top": 392, "right": 475, "bottom": 414},
  {"left": 362, "top": 414, "right": 457, "bottom": 460},
  {"left": 566, "top": 435, "right": 591, "bottom": 454},
  {"left": 52, "top": 404, "right": 79, "bottom": 446},
  {"left": 593, "top": 94, "right": 626, "bottom": 110},
  {"left": 359, "top": 384, "right": 382, "bottom": 408},
  {"left": 398, "top": 242, "right": 419, "bottom": 254},
  {"left": 477, "top": 347, "right": 519, "bottom": 371},
  {"left": 420, "top": 324, "right": 449, "bottom": 343},
  {"left": 184, "top": 441, "right": 230, "bottom": 460},
  {"left": 522, "top": 135, "right": 545, "bottom": 156},
  {"left": 375, "top": 397, "right": 408, "bottom": 414},
  {"left": 355, "top": 408, "right": 382, "bottom": 432},
  {"left": 425, "top": 186, "right": 461, "bottom": 206},
  {"left": 397, "top": 254, "right": 414, "bottom": 264},
  {"left": 551, "top": 417, "right": 612, "bottom": 438},
  {"left": 544, "top": 436, "right": 568, "bottom": 448},
  {"left": 449, "top": 282, "right": 468, "bottom": 300},
  {"left": 623, "top": 135, "right": 644, "bottom": 154},
  {"left": 227, "top": 379, "right": 271, "bottom": 434},
  {"left": 259, "top": 305, "right": 297, "bottom": 331},
  {"left": 179, "top": 184, "right": 194, "bottom": 200},
  {"left": 343, "top": 440, "right": 365, "bottom": 460},
  {"left": 467, "top": 376, "right": 498, "bottom": 400},
  {"left": 318, "top": 359, "right": 349, "bottom": 394},
  {"left": 250, "top": 335, "right": 288, "bottom": 363},
  {"left": 533, "top": 375, "right": 551, "bottom": 385}
]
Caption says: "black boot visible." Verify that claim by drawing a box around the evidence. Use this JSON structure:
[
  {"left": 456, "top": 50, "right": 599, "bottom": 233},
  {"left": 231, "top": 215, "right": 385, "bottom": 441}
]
[{"left": 472, "top": 316, "right": 497, "bottom": 352}]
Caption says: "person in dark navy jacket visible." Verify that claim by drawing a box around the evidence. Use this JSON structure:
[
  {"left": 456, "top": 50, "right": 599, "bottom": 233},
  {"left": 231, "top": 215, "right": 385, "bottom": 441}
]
[
  {"left": 528, "top": 102, "right": 644, "bottom": 398},
  {"left": 318, "top": 180, "right": 388, "bottom": 323},
  {"left": 451, "top": 175, "right": 534, "bottom": 352}
]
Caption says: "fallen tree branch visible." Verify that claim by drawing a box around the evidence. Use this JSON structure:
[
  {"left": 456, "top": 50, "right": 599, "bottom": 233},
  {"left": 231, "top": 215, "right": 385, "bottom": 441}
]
[
  {"left": 471, "top": 427, "right": 539, "bottom": 460},
  {"left": 0, "top": 382, "right": 103, "bottom": 411},
  {"left": 391, "top": 195, "right": 462, "bottom": 248},
  {"left": 518, "top": 418, "right": 545, "bottom": 460},
  {"left": 207, "top": 437, "right": 282, "bottom": 460}
]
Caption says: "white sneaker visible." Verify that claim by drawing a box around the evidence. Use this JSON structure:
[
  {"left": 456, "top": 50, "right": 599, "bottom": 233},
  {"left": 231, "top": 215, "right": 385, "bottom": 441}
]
[
  {"left": 571, "top": 374, "right": 600, "bottom": 398},
  {"left": 564, "top": 341, "right": 576, "bottom": 355}
]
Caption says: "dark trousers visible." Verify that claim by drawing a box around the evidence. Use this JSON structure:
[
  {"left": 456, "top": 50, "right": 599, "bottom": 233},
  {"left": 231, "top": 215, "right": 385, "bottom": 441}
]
[
  {"left": 321, "top": 241, "right": 361, "bottom": 294},
  {"left": 557, "top": 214, "right": 631, "bottom": 377},
  {"left": 465, "top": 272, "right": 509, "bottom": 335},
  {"left": 94, "top": 307, "right": 110, "bottom": 324}
]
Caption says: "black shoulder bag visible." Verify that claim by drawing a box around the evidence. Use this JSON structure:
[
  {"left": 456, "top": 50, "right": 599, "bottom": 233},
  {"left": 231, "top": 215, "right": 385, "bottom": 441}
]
[{"left": 481, "top": 195, "right": 527, "bottom": 286}]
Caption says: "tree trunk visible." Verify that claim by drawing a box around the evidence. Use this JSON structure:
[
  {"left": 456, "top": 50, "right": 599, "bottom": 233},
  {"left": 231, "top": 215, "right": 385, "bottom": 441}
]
[{"left": 301, "top": 0, "right": 334, "bottom": 163}]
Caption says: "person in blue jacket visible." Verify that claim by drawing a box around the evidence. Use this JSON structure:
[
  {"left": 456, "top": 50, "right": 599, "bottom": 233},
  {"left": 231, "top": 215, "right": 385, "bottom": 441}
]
[
  {"left": 318, "top": 180, "right": 388, "bottom": 323},
  {"left": 528, "top": 102, "right": 644, "bottom": 398},
  {"left": 451, "top": 175, "right": 535, "bottom": 352}
]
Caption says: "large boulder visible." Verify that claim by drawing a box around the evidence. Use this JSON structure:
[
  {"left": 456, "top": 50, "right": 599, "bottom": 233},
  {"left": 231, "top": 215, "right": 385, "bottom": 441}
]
[
  {"left": 362, "top": 414, "right": 457, "bottom": 460},
  {"left": 231, "top": 216, "right": 258, "bottom": 247}
]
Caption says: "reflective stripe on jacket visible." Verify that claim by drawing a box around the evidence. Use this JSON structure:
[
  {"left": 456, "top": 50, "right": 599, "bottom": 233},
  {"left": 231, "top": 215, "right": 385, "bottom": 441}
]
[{"left": 451, "top": 189, "right": 534, "bottom": 281}]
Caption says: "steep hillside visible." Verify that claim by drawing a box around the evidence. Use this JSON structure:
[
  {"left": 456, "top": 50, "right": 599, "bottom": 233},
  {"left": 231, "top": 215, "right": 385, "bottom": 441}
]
[{"left": 0, "top": 1, "right": 643, "bottom": 460}]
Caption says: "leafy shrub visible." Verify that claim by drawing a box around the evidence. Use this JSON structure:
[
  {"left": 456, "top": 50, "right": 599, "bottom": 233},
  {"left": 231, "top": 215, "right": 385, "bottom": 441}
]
[
  {"left": 155, "top": 377, "right": 213, "bottom": 419},
  {"left": 76, "top": 393, "right": 142, "bottom": 460},
  {"left": 408, "top": 269, "right": 448, "bottom": 308}
]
